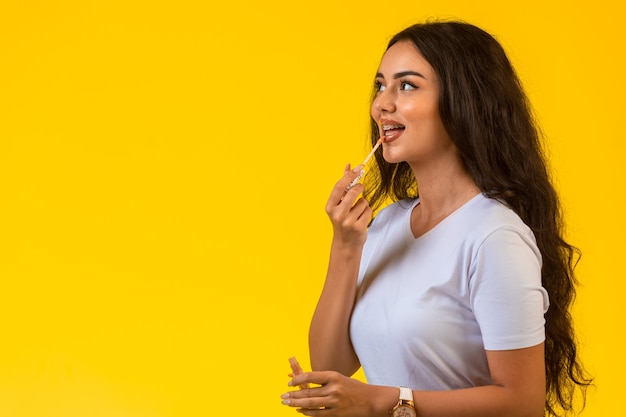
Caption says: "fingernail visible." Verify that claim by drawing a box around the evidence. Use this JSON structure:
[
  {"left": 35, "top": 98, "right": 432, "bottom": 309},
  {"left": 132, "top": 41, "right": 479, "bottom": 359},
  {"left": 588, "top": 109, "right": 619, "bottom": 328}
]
[
  {"left": 281, "top": 399, "right": 291, "bottom": 405},
  {"left": 352, "top": 164, "right": 364, "bottom": 173},
  {"left": 287, "top": 380, "right": 293, "bottom": 386},
  {"left": 281, "top": 393, "right": 290, "bottom": 399}
]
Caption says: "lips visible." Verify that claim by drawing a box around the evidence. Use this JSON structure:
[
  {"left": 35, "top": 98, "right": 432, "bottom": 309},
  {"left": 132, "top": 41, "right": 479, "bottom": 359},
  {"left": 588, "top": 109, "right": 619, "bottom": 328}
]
[{"left": 380, "top": 119, "right": 405, "bottom": 141}]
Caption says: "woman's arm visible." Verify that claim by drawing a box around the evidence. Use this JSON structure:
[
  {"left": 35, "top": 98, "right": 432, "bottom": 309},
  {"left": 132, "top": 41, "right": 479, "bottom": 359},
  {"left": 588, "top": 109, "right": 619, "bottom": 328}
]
[
  {"left": 283, "top": 343, "right": 546, "bottom": 417},
  {"left": 309, "top": 165, "right": 372, "bottom": 375},
  {"left": 404, "top": 344, "right": 546, "bottom": 417}
]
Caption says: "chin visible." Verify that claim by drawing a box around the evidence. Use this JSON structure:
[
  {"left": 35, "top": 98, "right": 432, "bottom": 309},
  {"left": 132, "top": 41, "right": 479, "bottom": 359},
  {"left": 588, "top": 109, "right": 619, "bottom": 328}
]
[{"left": 382, "top": 150, "right": 405, "bottom": 165}]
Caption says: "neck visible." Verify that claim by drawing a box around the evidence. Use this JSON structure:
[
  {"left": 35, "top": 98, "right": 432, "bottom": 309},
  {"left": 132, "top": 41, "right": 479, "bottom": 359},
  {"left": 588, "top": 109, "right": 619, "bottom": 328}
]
[
  {"left": 408, "top": 158, "right": 481, "bottom": 238},
  {"left": 411, "top": 157, "right": 480, "bottom": 208}
]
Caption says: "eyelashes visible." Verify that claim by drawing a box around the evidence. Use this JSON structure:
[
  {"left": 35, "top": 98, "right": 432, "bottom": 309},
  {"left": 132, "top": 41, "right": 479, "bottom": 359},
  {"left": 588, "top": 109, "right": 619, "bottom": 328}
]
[{"left": 373, "top": 80, "right": 418, "bottom": 93}]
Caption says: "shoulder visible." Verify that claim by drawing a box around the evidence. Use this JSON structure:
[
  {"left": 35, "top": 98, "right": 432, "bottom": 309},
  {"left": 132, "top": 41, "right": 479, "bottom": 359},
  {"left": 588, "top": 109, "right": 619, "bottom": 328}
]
[
  {"left": 463, "top": 195, "right": 541, "bottom": 268},
  {"left": 463, "top": 194, "right": 533, "bottom": 238},
  {"left": 364, "top": 199, "right": 416, "bottom": 245},
  {"left": 370, "top": 199, "right": 416, "bottom": 227},
  {"left": 372, "top": 199, "right": 418, "bottom": 222},
  {"left": 448, "top": 194, "right": 539, "bottom": 261}
]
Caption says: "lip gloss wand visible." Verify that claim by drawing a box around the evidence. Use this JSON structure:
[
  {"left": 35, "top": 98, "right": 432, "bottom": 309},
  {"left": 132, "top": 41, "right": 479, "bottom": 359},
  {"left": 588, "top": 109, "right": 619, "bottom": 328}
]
[{"left": 345, "top": 129, "right": 384, "bottom": 191}]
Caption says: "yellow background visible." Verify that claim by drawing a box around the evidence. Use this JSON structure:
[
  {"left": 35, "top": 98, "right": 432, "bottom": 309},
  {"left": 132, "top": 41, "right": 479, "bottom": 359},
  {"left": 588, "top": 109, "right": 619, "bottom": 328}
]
[{"left": 0, "top": 0, "right": 623, "bottom": 416}]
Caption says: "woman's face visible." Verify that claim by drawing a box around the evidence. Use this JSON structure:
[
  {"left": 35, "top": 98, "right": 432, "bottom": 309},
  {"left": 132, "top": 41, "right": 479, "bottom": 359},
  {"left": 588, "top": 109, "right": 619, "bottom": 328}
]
[{"left": 371, "top": 40, "right": 455, "bottom": 167}]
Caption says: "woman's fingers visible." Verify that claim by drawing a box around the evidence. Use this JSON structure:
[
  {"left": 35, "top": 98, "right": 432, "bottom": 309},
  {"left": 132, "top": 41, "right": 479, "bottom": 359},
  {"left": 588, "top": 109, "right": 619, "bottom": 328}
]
[
  {"left": 327, "top": 165, "right": 364, "bottom": 208},
  {"left": 282, "top": 371, "right": 344, "bottom": 412},
  {"left": 281, "top": 388, "right": 323, "bottom": 410},
  {"left": 290, "top": 370, "right": 322, "bottom": 388},
  {"left": 282, "top": 386, "right": 328, "bottom": 410},
  {"left": 353, "top": 199, "right": 373, "bottom": 226}
]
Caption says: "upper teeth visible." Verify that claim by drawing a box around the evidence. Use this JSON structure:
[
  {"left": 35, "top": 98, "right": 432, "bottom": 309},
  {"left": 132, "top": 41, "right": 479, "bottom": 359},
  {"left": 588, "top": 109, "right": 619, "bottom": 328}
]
[{"left": 382, "top": 124, "right": 403, "bottom": 130}]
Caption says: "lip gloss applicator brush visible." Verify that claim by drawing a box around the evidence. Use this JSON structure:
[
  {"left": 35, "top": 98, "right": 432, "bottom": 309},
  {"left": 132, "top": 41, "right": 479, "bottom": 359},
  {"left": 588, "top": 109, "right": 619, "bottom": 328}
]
[{"left": 345, "top": 121, "right": 384, "bottom": 191}]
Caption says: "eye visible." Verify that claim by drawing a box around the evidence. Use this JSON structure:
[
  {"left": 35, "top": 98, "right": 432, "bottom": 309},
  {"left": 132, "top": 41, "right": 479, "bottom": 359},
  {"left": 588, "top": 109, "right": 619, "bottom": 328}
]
[
  {"left": 400, "top": 81, "right": 417, "bottom": 91},
  {"left": 374, "top": 80, "right": 386, "bottom": 92}
]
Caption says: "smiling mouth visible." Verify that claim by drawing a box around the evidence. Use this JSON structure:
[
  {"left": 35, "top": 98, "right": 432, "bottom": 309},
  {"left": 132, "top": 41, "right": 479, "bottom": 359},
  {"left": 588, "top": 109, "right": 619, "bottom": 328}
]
[{"left": 382, "top": 124, "right": 405, "bottom": 138}]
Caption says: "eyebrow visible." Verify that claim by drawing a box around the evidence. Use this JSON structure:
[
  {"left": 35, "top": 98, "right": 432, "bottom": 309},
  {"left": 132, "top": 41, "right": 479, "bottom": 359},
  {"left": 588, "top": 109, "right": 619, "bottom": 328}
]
[{"left": 375, "top": 70, "right": 427, "bottom": 80}]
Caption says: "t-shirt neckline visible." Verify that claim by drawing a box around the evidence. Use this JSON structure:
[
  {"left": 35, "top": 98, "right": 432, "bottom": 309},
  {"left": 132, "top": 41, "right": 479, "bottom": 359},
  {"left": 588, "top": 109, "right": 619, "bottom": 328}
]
[{"left": 404, "top": 193, "right": 484, "bottom": 242}]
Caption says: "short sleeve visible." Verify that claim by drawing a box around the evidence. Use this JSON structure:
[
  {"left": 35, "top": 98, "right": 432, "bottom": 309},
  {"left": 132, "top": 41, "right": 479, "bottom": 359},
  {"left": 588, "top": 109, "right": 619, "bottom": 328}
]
[{"left": 469, "top": 226, "right": 549, "bottom": 351}]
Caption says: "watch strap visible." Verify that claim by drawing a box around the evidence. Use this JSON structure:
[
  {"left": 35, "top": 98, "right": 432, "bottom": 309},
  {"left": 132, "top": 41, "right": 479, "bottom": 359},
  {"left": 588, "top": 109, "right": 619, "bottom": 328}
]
[{"left": 399, "top": 386, "right": 413, "bottom": 402}]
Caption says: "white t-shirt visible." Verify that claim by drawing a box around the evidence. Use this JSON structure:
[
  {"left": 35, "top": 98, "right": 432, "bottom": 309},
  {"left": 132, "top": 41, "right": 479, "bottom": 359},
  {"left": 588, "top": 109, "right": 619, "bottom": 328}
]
[{"left": 350, "top": 193, "right": 549, "bottom": 390}]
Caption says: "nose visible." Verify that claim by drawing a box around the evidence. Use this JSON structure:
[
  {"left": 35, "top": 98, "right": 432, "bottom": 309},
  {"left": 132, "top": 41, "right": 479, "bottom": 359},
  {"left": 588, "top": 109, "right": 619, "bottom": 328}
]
[{"left": 372, "top": 89, "right": 396, "bottom": 115}]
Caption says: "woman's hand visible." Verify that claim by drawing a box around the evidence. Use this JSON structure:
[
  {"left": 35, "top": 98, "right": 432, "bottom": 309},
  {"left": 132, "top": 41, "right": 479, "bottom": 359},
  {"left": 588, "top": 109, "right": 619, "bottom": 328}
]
[
  {"left": 308, "top": 165, "right": 373, "bottom": 375},
  {"left": 281, "top": 371, "right": 395, "bottom": 417},
  {"left": 325, "top": 165, "right": 373, "bottom": 248}
]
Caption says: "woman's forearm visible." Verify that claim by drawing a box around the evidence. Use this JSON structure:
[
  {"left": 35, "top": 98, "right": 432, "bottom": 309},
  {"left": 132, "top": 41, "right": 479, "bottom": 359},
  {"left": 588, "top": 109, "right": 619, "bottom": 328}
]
[
  {"left": 371, "top": 346, "right": 546, "bottom": 417},
  {"left": 309, "top": 239, "right": 363, "bottom": 375},
  {"left": 370, "top": 384, "right": 544, "bottom": 417},
  {"left": 286, "top": 366, "right": 544, "bottom": 417}
]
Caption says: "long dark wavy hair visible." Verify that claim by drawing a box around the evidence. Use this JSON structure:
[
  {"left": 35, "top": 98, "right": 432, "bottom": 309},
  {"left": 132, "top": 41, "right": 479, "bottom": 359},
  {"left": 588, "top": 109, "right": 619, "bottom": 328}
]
[{"left": 363, "top": 21, "right": 592, "bottom": 416}]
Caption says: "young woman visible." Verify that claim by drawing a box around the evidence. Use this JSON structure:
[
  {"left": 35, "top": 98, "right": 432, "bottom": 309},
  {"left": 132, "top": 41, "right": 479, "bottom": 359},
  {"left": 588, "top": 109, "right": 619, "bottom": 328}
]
[{"left": 281, "top": 21, "right": 591, "bottom": 417}]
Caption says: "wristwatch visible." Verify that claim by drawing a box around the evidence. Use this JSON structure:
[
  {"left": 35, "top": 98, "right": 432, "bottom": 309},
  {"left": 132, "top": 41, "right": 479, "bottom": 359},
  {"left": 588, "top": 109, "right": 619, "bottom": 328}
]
[{"left": 390, "top": 386, "right": 416, "bottom": 417}]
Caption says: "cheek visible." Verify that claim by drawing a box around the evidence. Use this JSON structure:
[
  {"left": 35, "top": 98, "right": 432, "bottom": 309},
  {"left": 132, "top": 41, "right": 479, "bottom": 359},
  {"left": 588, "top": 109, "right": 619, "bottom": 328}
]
[
  {"left": 400, "top": 102, "right": 423, "bottom": 123},
  {"left": 405, "top": 102, "right": 440, "bottom": 126},
  {"left": 370, "top": 100, "right": 381, "bottom": 119}
]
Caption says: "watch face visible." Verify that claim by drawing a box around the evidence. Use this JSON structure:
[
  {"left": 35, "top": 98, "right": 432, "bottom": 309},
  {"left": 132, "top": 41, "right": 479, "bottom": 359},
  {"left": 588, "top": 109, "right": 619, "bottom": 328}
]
[{"left": 393, "top": 405, "right": 416, "bottom": 417}]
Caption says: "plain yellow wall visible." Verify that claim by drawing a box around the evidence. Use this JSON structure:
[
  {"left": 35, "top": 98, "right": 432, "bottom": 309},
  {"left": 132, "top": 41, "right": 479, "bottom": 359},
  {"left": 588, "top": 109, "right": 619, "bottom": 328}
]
[{"left": 0, "top": 0, "right": 623, "bottom": 416}]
